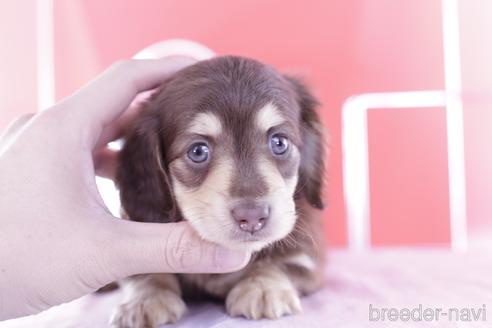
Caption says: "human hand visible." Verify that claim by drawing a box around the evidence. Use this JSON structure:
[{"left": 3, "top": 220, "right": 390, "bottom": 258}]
[{"left": 0, "top": 58, "right": 250, "bottom": 320}]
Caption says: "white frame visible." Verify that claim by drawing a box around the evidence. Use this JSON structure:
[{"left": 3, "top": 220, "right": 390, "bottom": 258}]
[
  {"left": 342, "top": 0, "right": 467, "bottom": 252},
  {"left": 36, "top": 0, "right": 55, "bottom": 111}
]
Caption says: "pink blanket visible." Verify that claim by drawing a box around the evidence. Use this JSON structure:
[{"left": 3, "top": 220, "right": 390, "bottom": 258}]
[{"left": 2, "top": 246, "right": 491, "bottom": 327}]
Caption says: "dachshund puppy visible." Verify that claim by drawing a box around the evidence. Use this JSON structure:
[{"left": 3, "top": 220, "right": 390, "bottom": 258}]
[{"left": 111, "top": 56, "right": 326, "bottom": 327}]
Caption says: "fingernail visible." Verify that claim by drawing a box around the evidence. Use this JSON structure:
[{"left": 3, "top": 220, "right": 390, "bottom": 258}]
[{"left": 214, "top": 247, "right": 250, "bottom": 272}]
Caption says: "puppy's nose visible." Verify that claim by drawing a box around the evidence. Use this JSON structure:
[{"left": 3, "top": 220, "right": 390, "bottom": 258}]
[{"left": 231, "top": 202, "right": 270, "bottom": 233}]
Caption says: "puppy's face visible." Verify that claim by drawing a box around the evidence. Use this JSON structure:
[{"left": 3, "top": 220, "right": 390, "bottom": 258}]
[
  {"left": 169, "top": 102, "right": 300, "bottom": 251},
  {"left": 118, "top": 57, "right": 324, "bottom": 252}
]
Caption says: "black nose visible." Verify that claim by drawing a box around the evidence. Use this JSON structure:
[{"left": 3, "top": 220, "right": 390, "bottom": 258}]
[{"left": 231, "top": 202, "right": 270, "bottom": 233}]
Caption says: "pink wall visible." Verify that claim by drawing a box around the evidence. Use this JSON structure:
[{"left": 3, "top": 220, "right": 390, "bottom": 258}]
[
  {"left": 369, "top": 108, "right": 451, "bottom": 246},
  {"left": 1, "top": 1, "right": 491, "bottom": 247}
]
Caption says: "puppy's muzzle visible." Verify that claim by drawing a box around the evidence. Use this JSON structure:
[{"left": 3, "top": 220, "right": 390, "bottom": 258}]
[{"left": 231, "top": 201, "right": 270, "bottom": 233}]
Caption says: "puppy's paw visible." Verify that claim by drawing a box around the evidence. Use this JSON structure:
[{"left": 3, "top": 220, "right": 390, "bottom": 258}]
[
  {"left": 110, "top": 290, "right": 187, "bottom": 328},
  {"left": 226, "top": 274, "right": 302, "bottom": 320}
]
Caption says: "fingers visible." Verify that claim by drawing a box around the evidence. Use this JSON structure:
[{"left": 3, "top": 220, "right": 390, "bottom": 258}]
[
  {"left": 94, "top": 92, "right": 151, "bottom": 149},
  {"left": 0, "top": 113, "right": 36, "bottom": 151},
  {"left": 93, "top": 147, "right": 119, "bottom": 179},
  {"left": 54, "top": 56, "right": 196, "bottom": 149},
  {"left": 0, "top": 113, "right": 35, "bottom": 140},
  {"left": 108, "top": 220, "right": 250, "bottom": 278}
]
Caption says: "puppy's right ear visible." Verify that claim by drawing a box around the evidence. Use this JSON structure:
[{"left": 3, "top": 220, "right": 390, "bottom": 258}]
[
  {"left": 286, "top": 76, "right": 325, "bottom": 210},
  {"left": 116, "top": 109, "right": 177, "bottom": 223}
]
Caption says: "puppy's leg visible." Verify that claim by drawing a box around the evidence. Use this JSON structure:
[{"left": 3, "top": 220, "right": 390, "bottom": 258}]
[
  {"left": 110, "top": 274, "right": 186, "bottom": 328},
  {"left": 225, "top": 263, "right": 302, "bottom": 320},
  {"left": 282, "top": 251, "right": 325, "bottom": 296}
]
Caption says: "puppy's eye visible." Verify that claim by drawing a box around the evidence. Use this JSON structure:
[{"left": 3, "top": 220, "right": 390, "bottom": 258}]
[
  {"left": 270, "top": 134, "right": 289, "bottom": 156},
  {"left": 187, "top": 143, "right": 210, "bottom": 163}
]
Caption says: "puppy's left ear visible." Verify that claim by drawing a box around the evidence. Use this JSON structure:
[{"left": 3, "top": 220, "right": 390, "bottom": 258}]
[{"left": 286, "top": 76, "right": 325, "bottom": 209}]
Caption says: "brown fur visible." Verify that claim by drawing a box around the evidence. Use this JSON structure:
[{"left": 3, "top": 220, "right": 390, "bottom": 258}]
[{"left": 112, "top": 56, "right": 326, "bottom": 327}]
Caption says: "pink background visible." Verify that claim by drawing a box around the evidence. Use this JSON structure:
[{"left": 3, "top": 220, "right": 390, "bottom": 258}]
[{"left": 1, "top": 0, "right": 491, "bottom": 247}]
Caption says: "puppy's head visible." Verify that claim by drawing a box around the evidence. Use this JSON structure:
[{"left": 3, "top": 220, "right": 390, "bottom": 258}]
[{"left": 118, "top": 56, "right": 324, "bottom": 251}]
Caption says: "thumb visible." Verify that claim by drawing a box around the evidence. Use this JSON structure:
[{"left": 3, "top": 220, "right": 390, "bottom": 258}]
[{"left": 108, "top": 220, "right": 251, "bottom": 278}]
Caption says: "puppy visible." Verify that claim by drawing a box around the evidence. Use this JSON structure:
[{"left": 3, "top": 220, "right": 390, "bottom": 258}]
[{"left": 111, "top": 56, "right": 326, "bottom": 327}]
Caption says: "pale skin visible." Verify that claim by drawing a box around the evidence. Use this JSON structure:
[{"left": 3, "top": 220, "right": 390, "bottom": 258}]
[{"left": 0, "top": 57, "right": 250, "bottom": 321}]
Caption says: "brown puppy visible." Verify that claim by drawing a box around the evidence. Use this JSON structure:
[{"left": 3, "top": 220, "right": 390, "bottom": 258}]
[{"left": 111, "top": 56, "right": 326, "bottom": 327}]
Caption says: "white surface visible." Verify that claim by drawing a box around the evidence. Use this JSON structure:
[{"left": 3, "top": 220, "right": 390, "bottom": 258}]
[{"left": 2, "top": 247, "right": 491, "bottom": 328}]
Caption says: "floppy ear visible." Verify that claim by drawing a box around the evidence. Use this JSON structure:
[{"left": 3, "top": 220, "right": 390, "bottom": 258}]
[
  {"left": 287, "top": 77, "right": 325, "bottom": 209},
  {"left": 116, "top": 108, "right": 178, "bottom": 223}
]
